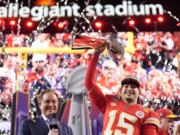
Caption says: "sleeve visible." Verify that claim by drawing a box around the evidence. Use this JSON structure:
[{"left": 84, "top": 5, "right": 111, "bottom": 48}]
[
  {"left": 84, "top": 54, "right": 107, "bottom": 113},
  {"left": 142, "top": 110, "right": 159, "bottom": 135},
  {"left": 144, "top": 110, "right": 160, "bottom": 128},
  {"left": 19, "top": 120, "right": 31, "bottom": 135},
  {"left": 66, "top": 125, "right": 73, "bottom": 135},
  {"left": 142, "top": 124, "right": 158, "bottom": 135},
  {"left": 61, "top": 122, "right": 73, "bottom": 135},
  {"left": 69, "top": 128, "right": 73, "bottom": 135}
]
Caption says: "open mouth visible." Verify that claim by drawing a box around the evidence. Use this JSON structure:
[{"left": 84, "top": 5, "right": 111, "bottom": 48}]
[
  {"left": 125, "top": 98, "right": 134, "bottom": 103},
  {"left": 124, "top": 90, "right": 135, "bottom": 95}
]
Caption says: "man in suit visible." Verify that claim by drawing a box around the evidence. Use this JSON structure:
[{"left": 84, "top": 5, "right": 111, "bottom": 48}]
[{"left": 19, "top": 89, "right": 73, "bottom": 135}]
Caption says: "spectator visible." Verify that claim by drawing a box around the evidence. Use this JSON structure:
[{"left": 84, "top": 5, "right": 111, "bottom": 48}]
[
  {"left": 157, "top": 108, "right": 179, "bottom": 135},
  {"left": 96, "top": 59, "right": 119, "bottom": 95},
  {"left": 25, "top": 53, "right": 49, "bottom": 95},
  {"left": 0, "top": 55, "right": 18, "bottom": 104}
]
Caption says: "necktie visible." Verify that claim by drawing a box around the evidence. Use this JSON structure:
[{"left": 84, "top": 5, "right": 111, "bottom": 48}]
[{"left": 45, "top": 120, "right": 50, "bottom": 130}]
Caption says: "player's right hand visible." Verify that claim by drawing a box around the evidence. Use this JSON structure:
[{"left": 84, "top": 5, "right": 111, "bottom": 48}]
[{"left": 94, "top": 41, "right": 108, "bottom": 55}]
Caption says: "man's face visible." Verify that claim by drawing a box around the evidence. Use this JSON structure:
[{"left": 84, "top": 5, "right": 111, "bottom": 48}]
[
  {"left": 120, "top": 84, "right": 140, "bottom": 105},
  {"left": 40, "top": 92, "right": 59, "bottom": 118},
  {"left": 33, "top": 60, "right": 46, "bottom": 69},
  {"left": 103, "top": 66, "right": 115, "bottom": 78}
]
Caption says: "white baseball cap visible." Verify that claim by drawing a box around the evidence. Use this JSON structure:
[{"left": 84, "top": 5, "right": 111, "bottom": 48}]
[{"left": 32, "top": 54, "right": 47, "bottom": 62}]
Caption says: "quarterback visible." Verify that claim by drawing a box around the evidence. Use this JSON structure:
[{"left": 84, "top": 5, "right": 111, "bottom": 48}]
[{"left": 85, "top": 42, "right": 159, "bottom": 135}]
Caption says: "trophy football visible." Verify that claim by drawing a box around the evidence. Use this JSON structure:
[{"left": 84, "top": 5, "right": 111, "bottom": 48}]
[{"left": 71, "top": 33, "right": 124, "bottom": 60}]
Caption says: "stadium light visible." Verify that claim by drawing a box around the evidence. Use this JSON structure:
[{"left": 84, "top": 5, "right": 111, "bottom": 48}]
[
  {"left": 58, "top": 22, "right": 65, "bottom": 29},
  {"left": 0, "top": 19, "right": 4, "bottom": 26},
  {"left": 54, "top": 20, "right": 68, "bottom": 30},
  {"left": 144, "top": 17, "right": 151, "bottom": 24},
  {"left": 9, "top": 20, "right": 16, "bottom": 26},
  {"left": 94, "top": 20, "right": 103, "bottom": 29},
  {"left": 128, "top": 19, "right": 136, "bottom": 26},
  {"left": 157, "top": 16, "right": 164, "bottom": 23},
  {"left": 26, "top": 20, "right": 34, "bottom": 28}
]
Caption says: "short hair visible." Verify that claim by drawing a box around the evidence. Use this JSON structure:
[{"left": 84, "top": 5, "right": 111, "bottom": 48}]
[
  {"left": 121, "top": 75, "right": 140, "bottom": 88},
  {"left": 38, "top": 89, "right": 60, "bottom": 104}
]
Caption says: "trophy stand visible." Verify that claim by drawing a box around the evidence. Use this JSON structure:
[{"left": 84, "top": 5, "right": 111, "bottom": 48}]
[{"left": 66, "top": 65, "right": 92, "bottom": 135}]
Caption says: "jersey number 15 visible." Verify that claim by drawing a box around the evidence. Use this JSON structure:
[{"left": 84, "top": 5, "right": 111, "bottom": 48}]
[{"left": 104, "top": 110, "right": 138, "bottom": 135}]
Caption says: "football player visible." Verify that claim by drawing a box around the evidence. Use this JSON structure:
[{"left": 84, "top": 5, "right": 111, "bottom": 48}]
[{"left": 85, "top": 42, "right": 159, "bottom": 135}]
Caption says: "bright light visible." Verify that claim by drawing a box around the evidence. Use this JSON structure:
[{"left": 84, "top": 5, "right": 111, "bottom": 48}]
[
  {"left": 26, "top": 21, "right": 33, "bottom": 27},
  {"left": 128, "top": 19, "right": 135, "bottom": 26},
  {"left": 157, "top": 16, "right": 164, "bottom": 23},
  {"left": 58, "top": 22, "right": 65, "bottom": 29},
  {"left": 0, "top": 19, "right": 4, "bottom": 26},
  {"left": 145, "top": 18, "right": 151, "bottom": 24},
  {"left": 95, "top": 21, "right": 103, "bottom": 29},
  {"left": 55, "top": 20, "right": 68, "bottom": 29},
  {"left": 177, "top": 22, "right": 180, "bottom": 27},
  {"left": 10, "top": 20, "right": 16, "bottom": 26}
]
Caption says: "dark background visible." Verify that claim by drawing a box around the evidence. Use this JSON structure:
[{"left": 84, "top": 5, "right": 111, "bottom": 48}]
[{"left": 0, "top": 0, "right": 179, "bottom": 33}]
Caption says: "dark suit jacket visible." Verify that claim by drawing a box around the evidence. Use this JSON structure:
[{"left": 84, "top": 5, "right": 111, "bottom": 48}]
[{"left": 19, "top": 116, "right": 73, "bottom": 135}]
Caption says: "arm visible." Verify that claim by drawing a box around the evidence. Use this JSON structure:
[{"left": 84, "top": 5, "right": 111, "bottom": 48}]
[
  {"left": 68, "top": 126, "right": 73, "bottom": 135},
  {"left": 85, "top": 53, "right": 107, "bottom": 113},
  {"left": 19, "top": 120, "right": 31, "bottom": 135},
  {"left": 142, "top": 124, "right": 158, "bottom": 135},
  {"left": 142, "top": 110, "right": 159, "bottom": 135},
  {"left": 59, "top": 122, "right": 73, "bottom": 135}
]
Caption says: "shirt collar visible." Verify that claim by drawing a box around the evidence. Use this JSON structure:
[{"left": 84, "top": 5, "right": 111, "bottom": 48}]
[{"left": 42, "top": 114, "right": 49, "bottom": 122}]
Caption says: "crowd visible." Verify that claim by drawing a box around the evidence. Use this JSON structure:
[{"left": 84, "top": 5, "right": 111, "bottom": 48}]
[{"left": 0, "top": 31, "right": 179, "bottom": 134}]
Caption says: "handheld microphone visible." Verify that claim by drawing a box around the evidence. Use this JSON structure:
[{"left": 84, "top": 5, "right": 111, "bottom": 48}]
[{"left": 49, "top": 113, "right": 59, "bottom": 129}]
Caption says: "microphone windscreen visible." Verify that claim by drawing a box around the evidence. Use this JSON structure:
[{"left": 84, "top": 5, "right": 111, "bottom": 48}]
[
  {"left": 49, "top": 113, "right": 59, "bottom": 129},
  {"left": 49, "top": 113, "right": 57, "bottom": 119}
]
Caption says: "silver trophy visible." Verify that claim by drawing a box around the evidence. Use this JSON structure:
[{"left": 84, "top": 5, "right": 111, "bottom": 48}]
[
  {"left": 106, "top": 39, "right": 124, "bottom": 60},
  {"left": 66, "top": 65, "right": 92, "bottom": 135}
]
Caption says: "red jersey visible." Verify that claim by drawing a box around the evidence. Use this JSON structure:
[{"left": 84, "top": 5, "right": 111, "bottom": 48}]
[
  {"left": 85, "top": 54, "right": 159, "bottom": 135},
  {"left": 102, "top": 96, "right": 159, "bottom": 135},
  {"left": 24, "top": 69, "right": 44, "bottom": 91},
  {"left": 158, "top": 128, "right": 169, "bottom": 135}
]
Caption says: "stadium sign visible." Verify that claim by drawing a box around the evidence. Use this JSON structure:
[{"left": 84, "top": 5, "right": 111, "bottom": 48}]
[{"left": 0, "top": 1, "right": 164, "bottom": 21}]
